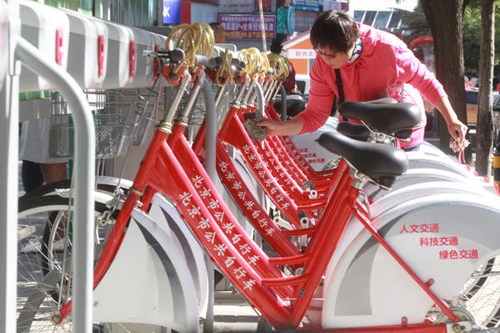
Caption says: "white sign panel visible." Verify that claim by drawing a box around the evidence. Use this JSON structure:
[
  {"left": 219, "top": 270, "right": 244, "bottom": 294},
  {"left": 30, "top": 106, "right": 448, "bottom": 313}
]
[{"left": 287, "top": 48, "right": 316, "bottom": 59}]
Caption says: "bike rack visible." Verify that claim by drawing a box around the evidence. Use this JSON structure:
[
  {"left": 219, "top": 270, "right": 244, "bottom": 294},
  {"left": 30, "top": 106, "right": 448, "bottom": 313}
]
[
  {"left": 16, "top": 35, "right": 97, "bottom": 333},
  {"left": 0, "top": 2, "right": 18, "bottom": 332},
  {"left": 2, "top": 1, "right": 97, "bottom": 332}
]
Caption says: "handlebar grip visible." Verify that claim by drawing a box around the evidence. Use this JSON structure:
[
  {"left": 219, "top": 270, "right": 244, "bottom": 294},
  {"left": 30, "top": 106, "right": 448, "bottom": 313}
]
[
  {"left": 231, "top": 59, "right": 246, "bottom": 70},
  {"left": 169, "top": 48, "right": 185, "bottom": 62},
  {"left": 144, "top": 48, "right": 185, "bottom": 63},
  {"left": 213, "top": 56, "right": 223, "bottom": 67}
]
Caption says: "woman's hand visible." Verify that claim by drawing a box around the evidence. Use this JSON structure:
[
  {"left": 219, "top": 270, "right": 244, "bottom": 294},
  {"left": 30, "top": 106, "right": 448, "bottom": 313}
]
[
  {"left": 257, "top": 119, "right": 283, "bottom": 136},
  {"left": 434, "top": 96, "right": 469, "bottom": 145},
  {"left": 257, "top": 118, "right": 305, "bottom": 137},
  {"left": 448, "top": 119, "right": 469, "bottom": 144}
]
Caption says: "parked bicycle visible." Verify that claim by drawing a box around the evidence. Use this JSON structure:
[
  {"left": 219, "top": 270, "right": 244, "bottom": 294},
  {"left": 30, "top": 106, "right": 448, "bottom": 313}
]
[{"left": 17, "top": 23, "right": 500, "bottom": 333}]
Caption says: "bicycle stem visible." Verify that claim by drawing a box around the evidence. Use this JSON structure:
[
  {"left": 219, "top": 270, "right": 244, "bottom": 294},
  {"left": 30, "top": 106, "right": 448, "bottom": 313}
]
[
  {"left": 161, "top": 71, "right": 192, "bottom": 131},
  {"left": 175, "top": 68, "right": 206, "bottom": 126}
]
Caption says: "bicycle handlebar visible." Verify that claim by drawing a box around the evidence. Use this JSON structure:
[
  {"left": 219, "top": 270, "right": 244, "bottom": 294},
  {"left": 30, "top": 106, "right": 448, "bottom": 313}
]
[{"left": 143, "top": 48, "right": 185, "bottom": 63}]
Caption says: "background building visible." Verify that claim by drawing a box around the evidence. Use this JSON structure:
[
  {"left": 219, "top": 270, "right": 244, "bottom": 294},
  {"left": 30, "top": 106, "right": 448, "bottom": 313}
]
[
  {"left": 36, "top": 0, "right": 419, "bottom": 56},
  {"left": 159, "top": 0, "right": 418, "bottom": 50}
]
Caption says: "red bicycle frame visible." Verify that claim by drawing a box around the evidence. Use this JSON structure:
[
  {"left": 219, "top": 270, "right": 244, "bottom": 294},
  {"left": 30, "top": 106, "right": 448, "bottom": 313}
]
[{"left": 57, "top": 66, "right": 460, "bottom": 332}]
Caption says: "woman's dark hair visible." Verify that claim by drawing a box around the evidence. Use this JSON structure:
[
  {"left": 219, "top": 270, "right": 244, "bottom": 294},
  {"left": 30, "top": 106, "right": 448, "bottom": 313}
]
[
  {"left": 310, "top": 10, "right": 359, "bottom": 54},
  {"left": 270, "top": 37, "right": 285, "bottom": 54}
]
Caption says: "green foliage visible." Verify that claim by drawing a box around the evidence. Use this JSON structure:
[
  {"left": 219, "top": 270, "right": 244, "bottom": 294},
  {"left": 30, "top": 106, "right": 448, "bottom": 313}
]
[
  {"left": 463, "top": 2, "right": 500, "bottom": 76},
  {"left": 400, "top": 1, "right": 499, "bottom": 76},
  {"left": 463, "top": 4, "right": 481, "bottom": 76},
  {"left": 400, "top": 2, "right": 430, "bottom": 37}
]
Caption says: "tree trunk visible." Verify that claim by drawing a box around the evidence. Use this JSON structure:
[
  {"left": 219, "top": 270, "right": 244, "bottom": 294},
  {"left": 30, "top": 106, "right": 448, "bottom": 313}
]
[
  {"left": 420, "top": 0, "right": 469, "bottom": 160},
  {"left": 474, "top": 0, "right": 495, "bottom": 177}
]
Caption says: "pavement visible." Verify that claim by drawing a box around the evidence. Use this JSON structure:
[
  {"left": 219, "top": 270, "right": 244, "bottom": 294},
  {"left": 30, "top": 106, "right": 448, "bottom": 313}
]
[{"left": 213, "top": 290, "right": 259, "bottom": 332}]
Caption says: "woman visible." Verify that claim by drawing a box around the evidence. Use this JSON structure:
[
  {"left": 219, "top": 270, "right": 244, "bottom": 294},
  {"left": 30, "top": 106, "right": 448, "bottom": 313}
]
[{"left": 258, "top": 10, "right": 468, "bottom": 150}]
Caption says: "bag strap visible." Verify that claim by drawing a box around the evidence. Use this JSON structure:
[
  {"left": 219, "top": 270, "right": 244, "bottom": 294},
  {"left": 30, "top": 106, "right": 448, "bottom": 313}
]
[
  {"left": 335, "top": 68, "right": 344, "bottom": 104},
  {"left": 331, "top": 68, "right": 346, "bottom": 118}
]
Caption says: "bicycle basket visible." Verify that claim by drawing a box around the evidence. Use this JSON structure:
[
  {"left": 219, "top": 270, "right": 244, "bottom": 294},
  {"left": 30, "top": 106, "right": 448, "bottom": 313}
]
[
  {"left": 119, "top": 88, "right": 157, "bottom": 147},
  {"left": 49, "top": 90, "right": 146, "bottom": 159}
]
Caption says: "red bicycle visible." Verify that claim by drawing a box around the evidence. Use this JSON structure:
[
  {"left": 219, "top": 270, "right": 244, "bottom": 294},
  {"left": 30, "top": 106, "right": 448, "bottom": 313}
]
[{"left": 17, "top": 40, "right": 500, "bottom": 333}]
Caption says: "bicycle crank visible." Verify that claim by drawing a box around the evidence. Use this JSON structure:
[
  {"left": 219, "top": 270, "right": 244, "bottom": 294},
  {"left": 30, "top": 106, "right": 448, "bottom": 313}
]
[{"left": 435, "top": 306, "right": 500, "bottom": 333}]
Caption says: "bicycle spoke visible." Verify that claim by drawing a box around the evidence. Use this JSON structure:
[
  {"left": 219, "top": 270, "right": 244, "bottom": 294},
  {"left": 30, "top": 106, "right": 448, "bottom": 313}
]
[
  {"left": 17, "top": 195, "right": 118, "bottom": 332},
  {"left": 461, "top": 256, "right": 500, "bottom": 328}
]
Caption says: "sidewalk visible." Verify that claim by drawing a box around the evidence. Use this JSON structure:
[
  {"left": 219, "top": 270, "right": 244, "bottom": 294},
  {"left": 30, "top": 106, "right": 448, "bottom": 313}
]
[{"left": 214, "top": 290, "right": 259, "bottom": 333}]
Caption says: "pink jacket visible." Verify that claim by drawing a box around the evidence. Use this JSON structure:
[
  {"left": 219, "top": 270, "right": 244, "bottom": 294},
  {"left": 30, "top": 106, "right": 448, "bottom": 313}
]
[{"left": 295, "top": 24, "right": 446, "bottom": 147}]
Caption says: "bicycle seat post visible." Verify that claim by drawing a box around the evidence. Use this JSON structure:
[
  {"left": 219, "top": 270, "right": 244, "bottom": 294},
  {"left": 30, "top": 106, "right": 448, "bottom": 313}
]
[
  {"left": 262, "top": 75, "right": 274, "bottom": 105},
  {"left": 351, "top": 169, "right": 368, "bottom": 190},
  {"left": 367, "top": 130, "right": 394, "bottom": 145}
]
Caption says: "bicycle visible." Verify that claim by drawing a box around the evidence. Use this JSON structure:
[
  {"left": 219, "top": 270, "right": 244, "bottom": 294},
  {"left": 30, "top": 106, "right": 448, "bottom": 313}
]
[{"left": 17, "top": 27, "right": 500, "bottom": 332}]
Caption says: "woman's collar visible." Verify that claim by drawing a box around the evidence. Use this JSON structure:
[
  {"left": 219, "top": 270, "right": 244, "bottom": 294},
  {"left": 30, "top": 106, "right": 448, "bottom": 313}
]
[{"left": 348, "top": 38, "right": 362, "bottom": 62}]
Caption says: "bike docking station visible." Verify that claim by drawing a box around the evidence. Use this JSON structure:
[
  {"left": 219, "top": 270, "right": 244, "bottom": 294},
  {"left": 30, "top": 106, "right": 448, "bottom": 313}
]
[{"left": 6, "top": 3, "right": 500, "bottom": 333}]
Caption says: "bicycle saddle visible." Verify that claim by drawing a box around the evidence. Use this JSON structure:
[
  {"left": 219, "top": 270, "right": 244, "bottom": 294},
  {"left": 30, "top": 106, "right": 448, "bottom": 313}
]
[
  {"left": 316, "top": 131, "right": 409, "bottom": 188},
  {"left": 336, "top": 122, "right": 370, "bottom": 141},
  {"left": 338, "top": 101, "right": 422, "bottom": 139},
  {"left": 274, "top": 94, "right": 307, "bottom": 117}
]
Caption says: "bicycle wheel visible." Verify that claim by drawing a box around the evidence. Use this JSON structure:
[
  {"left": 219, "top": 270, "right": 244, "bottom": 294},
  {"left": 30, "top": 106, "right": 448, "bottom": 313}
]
[
  {"left": 459, "top": 255, "right": 500, "bottom": 328},
  {"left": 461, "top": 258, "right": 496, "bottom": 300},
  {"left": 17, "top": 194, "right": 117, "bottom": 332}
]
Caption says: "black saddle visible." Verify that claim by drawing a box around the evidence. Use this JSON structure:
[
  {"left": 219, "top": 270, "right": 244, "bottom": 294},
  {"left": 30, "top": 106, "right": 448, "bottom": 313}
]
[
  {"left": 339, "top": 100, "right": 422, "bottom": 139},
  {"left": 336, "top": 122, "right": 371, "bottom": 141},
  {"left": 274, "top": 94, "right": 306, "bottom": 117},
  {"left": 316, "top": 131, "right": 408, "bottom": 188}
]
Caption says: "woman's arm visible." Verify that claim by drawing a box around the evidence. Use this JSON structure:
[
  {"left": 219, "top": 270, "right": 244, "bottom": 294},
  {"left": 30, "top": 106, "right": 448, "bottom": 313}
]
[
  {"left": 258, "top": 58, "right": 334, "bottom": 137},
  {"left": 393, "top": 42, "right": 468, "bottom": 143},
  {"left": 432, "top": 96, "right": 468, "bottom": 143}
]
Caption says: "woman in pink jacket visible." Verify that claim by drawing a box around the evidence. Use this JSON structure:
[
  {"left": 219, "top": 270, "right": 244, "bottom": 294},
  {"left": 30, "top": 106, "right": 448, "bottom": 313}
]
[{"left": 258, "top": 10, "right": 467, "bottom": 150}]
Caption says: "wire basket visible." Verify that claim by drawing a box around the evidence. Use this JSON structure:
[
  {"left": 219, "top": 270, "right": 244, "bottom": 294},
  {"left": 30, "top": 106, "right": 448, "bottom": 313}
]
[
  {"left": 120, "top": 88, "right": 157, "bottom": 147},
  {"left": 49, "top": 90, "right": 152, "bottom": 159}
]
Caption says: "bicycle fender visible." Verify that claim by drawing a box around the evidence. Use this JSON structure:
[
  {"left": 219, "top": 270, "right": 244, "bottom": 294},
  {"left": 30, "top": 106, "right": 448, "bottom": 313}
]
[
  {"left": 149, "top": 193, "right": 210, "bottom": 319},
  {"left": 93, "top": 210, "right": 199, "bottom": 332},
  {"left": 322, "top": 192, "right": 500, "bottom": 329}
]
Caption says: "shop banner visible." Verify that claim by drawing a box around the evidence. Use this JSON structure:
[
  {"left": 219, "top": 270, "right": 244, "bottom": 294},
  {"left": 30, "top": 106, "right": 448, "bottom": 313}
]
[
  {"left": 219, "top": 13, "right": 276, "bottom": 40},
  {"left": 253, "top": 0, "right": 275, "bottom": 12}
]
